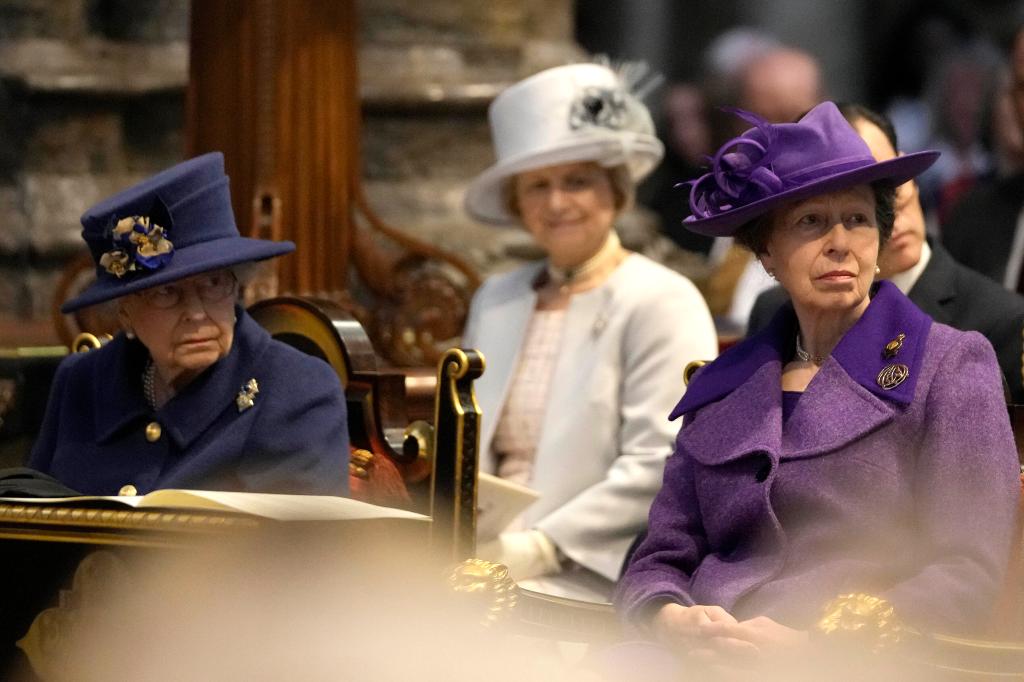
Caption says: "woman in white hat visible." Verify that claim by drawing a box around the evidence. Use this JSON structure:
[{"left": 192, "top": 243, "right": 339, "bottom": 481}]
[{"left": 463, "top": 63, "right": 717, "bottom": 601}]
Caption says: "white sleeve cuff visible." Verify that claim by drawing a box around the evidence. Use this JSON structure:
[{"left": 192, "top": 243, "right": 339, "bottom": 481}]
[{"left": 476, "top": 529, "right": 563, "bottom": 581}]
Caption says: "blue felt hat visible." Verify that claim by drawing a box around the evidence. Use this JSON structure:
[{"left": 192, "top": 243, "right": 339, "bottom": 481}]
[{"left": 62, "top": 152, "right": 294, "bottom": 313}]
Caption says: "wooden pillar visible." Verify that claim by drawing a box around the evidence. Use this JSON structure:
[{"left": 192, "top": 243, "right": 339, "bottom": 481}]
[{"left": 185, "top": 0, "right": 357, "bottom": 300}]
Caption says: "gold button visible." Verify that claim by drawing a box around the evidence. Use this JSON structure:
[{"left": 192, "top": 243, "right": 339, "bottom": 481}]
[
  {"left": 118, "top": 484, "right": 137, "bottom": 497},
  {"left": 145, "top": 421, "right": 162, "bottom": 442}
]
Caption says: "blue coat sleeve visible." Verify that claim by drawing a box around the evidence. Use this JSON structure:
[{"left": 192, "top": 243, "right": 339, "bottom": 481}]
[{"left": 26, "top": 354, "right": 77, "bottom": 475}]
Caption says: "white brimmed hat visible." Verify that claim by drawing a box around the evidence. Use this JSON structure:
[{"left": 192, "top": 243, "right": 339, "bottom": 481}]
[{"left": 464, "top": 63, "right": 664, "bottom": 225}]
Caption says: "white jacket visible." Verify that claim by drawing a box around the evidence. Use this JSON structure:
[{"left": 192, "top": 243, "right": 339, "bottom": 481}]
[{"left": 462, "top": 253, "right": 717, "bottom": 582}]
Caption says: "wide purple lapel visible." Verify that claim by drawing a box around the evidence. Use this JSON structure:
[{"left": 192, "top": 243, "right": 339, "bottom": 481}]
[
  {"left": 679, "top": 360, "right": 784, "bottom": 466},
  {"left": 670, "top": 302, "right": 795, "bottom": 419},
  {"left": 674, "top": 281, "right": 927, "bottom": 463},
  {"left": 831, "top": 280, "right": 931, "bottom": 406}
]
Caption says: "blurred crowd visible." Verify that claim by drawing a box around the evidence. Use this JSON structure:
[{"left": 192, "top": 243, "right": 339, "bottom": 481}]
[{"left": 637, "top": 21, "right": 1024, "bottom": 335}]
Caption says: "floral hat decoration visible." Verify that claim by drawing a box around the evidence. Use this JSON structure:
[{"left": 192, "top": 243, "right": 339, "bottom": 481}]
[
  {"left": 464, "top": 61, "right": 665, "bottom": 225},
  {"left": 680, "top": 101, "right": 939, "bottom": 237},
  {"left": 62, "top": 152, "right": 294, "bottom": 313},
  {"left": 97, "top": 198, "right": 175, "bottom": 279}
]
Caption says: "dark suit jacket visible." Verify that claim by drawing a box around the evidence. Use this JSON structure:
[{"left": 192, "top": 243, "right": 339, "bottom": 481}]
[
  {"left": 943, "top": 172, "right": 1024, "bottom": 286},
  {"left": 747, "top": 241, "right": 1024, "bottom": 403}
]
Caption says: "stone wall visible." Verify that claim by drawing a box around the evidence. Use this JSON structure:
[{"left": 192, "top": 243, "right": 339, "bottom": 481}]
[
  {"left": 0, "top": 0, "right": 694, "bottom": 346},
  {"left": 0, "top": 0, "right": 189, "bottom": 343}
]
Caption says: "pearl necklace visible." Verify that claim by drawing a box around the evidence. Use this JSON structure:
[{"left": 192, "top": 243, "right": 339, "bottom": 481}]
[
  {"left": 143, "top": 360, "right": 157, "bottom": 409},
  {"left": 794, "top": 333, "right": 825, "bottom": 365},
  {"left": 545, "top": 232, "right": 622, "bottom": 292}
]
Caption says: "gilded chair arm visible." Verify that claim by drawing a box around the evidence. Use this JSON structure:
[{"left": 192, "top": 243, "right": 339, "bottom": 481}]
[
  {"left": 71, "top": 333, "right": 112, "bottom": 353},
  {"left": 683, "top": 360, "right": 708, "bottom": 386},
  {"left": 816, "top": 593, "right": 907, "bottom": 652}
]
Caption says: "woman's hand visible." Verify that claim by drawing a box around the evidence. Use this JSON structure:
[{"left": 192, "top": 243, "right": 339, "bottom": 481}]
[
  {"left": 653, "top": 605, "right": 809, "bottom": 672},
  {"left": 652, "top": 603, "right": 739, "bottom": 645},
  {"left": 691, "top": 615, "right": 809, "bottom": 666}
]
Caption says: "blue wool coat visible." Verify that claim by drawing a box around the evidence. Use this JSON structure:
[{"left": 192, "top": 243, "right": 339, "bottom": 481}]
[
  {"left": 28, "top": 308, "right": 349, "bottom": 496},
  {"left": 616, "top": 281, "right": 1020, "bottom": 635}
]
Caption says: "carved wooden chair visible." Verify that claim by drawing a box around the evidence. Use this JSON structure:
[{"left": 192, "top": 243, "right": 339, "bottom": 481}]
[{"left": 247, "top": 296, "right": 483, "bottom": 561}]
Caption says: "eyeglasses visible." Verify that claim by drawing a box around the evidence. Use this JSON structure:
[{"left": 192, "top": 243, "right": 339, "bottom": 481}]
[{"left": 137, "top": 271, "right": 238, "bottom": 310}]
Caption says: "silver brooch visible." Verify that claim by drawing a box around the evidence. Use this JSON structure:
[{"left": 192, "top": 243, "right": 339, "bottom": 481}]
[{"left": 236, "top": 378, "right": 259, "bottom": 412}]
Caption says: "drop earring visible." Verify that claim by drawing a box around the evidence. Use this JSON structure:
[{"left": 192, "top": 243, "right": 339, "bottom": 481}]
[
  {"left": 125, "top": 329, "right": 136, "bottom": 339},
  {"left": 875, "top": 265, "right": 881, "bottom": 275}
]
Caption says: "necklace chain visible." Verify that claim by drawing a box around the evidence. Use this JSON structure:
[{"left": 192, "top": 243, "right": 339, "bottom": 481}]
[
  {"left": 794, "top": 333, "right": 825, "bottom": 365},
  {"left": 546, "top": 231, "right": 621, "bottom": 289},
  {"left": 143, "top": 360, "right": 157, "bottom": 409}
]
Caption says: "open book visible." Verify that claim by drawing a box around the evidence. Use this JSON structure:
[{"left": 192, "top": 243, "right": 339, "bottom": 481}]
[
  {"left": 476, "top": 472, "right": 540, "bottom": 541},
  {"left": 4, "top": 489, "right": 428, "bottom": 523}
]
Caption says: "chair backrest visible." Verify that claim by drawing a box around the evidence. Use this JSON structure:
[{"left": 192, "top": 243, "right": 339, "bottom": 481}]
[{"left": 247, "top": 296, "right": 484, "bottom": 560}]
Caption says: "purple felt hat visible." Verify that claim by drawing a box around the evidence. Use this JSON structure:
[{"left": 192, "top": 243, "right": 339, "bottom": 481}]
[
  {"left": 62, "top": 152, "right": 294, "bottom": 313},
  {"left": 682, "top": 101, "right": 939, "bottom": 237}
]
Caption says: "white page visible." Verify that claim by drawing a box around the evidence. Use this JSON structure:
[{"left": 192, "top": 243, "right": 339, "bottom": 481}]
[
  {"left": 4, "top": 491, "right": 429, "bottom": 523},
  {"left": 475, "top": 472, "right": 540, "bottom": 541}
]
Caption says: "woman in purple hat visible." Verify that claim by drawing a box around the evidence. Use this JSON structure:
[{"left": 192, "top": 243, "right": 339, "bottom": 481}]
[
  {"left": 28, "top": 152, "right": 349, "bottom": 497},
  {"left": 462, "top": 63, "right": 717, "bottom": 601},
  {"left": 616, "top": 102, "right": 1019, "bottom": 666}
]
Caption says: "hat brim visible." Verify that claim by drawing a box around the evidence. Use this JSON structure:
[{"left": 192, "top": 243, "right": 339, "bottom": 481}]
[
  {"left": 682, "top": 150, "right": 940, "bottom": 237},
  {"left": 464, "top": 134, "right": 663, "bottom": 225},
  {"left": 61, "top": 236, "right": 295, "bottom": 313}
]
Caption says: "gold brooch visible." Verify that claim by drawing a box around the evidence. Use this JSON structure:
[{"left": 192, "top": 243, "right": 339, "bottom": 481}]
[
  {"left": 877, "top": 363, "right": 909, "bottom": 390},
  {"left": 883, "top": 332, "right": 906, "bottom": 359},
  {"left": 236, "top": 378, "right": 259, "bottom": 412}
]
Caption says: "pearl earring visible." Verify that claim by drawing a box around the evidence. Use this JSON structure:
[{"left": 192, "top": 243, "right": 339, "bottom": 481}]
[
  {"left": 875, "top": 265, "right": 881, "bottom": 275},
  {"left": 125, "top": 330, "right": 135, "bottom": 339}
]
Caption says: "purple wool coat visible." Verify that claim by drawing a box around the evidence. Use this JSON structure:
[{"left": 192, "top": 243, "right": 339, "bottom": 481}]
[{"left": 616, "top": 281, "right": 1020, "bottom": 635}]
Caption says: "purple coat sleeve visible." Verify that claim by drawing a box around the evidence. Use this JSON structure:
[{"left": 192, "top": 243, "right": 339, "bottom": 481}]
[
  {"left": 614, "top": 427, "right": 706, "bottom": 625},
  {"left": 881, "top": 331, "right": 1019, "bottom": 632}
]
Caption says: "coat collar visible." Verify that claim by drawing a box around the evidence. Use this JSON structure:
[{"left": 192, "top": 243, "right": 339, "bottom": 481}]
[
  {"left": 93, "top": 306, "right": 271, "bottom": 448},
  {"left": 680, "top": 354, "right": 895, "bottom": 465},
  {"left": 673, "top": 280, "right": 932, "bottom": 420}
]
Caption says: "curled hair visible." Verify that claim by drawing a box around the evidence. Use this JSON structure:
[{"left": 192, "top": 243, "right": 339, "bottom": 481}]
[
  {"left": 734, "top": 182, "right": 896, "bottom": 255},
  {"left": 229, "top": 262, "right": 261, "bottom": 287}
]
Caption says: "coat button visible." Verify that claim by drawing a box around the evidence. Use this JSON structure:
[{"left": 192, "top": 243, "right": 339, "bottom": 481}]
[
  {"left": 145, "top": 421, "right": 162, "bottom": 442},
  {"left": 118, "top": 484, "right": 137, "bottom": 496},
  {"left": 755, "top": 462, "right": 771, "bottom": 482}
]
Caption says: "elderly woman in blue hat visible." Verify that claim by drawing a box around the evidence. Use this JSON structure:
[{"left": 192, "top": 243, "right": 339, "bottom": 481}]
[
  {"left": 28, "top": 153, "right": 348, "bottom": 497},
  {"left": 616, "top": 103, "right": 1019, "bottom": 667},
  {"left": 462, "top": 63, "right": 717, "bottom": 601}
]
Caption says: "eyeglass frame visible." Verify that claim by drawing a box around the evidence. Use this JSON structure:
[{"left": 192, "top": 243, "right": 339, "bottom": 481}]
[{"left": 133, "top": 270, "right": 239, "bottom": 310}]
